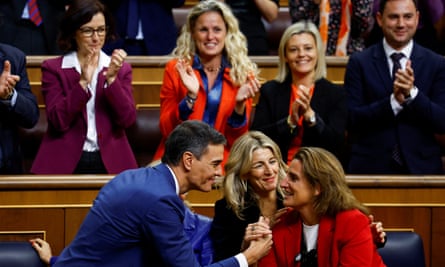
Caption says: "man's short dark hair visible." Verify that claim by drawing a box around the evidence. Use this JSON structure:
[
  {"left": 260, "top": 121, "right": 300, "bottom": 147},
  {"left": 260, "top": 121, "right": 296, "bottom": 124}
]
[
  {"left": 379, "top": 0, "right": 418, "bottom": 14},
  {"left": 161, "top": 120, "right": 227, "bottom": 165}
]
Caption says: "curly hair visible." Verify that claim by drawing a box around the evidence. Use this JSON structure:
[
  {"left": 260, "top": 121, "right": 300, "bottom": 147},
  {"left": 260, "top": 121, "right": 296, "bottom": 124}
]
[
  {"left": 293, "top": 147, "right": 369, "bottom": 217},
  {"left": 222, "top": 131, "right": 287, "bottom": 220},
  {"left": 275, "top": 21, "right": 326, "bottom": 82},
  {"left": 171, "top": 0, "right": 258, "bottom": 85}
]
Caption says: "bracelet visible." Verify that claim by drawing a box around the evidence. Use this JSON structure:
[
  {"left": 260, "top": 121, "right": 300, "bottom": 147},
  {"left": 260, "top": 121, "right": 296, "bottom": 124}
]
[{"left": 185, "top": 95, "right": 197, "bottom": 105}]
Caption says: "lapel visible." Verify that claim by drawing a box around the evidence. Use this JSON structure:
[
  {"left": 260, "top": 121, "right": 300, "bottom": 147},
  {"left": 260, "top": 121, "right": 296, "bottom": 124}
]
[
  {"left": 317, "top": 216, "right": 335, "bottom": 267},
  {"left": 282, "top": 211, "right": 302, "bottom": 267},
  {"left": 61, "top": 66, "right": 89, "bottom": 123},
  {"left": 275, "top": 78, "right": 292, "bottom": 115},
  {"left": 13, "top": 0, "right": 28, "bottom": 18},
  {"left": 372, "top": 43, "right": 394, "bottom": 94},
  {"left": 409, "top": 43, "right": 424, "bottom": 87}
]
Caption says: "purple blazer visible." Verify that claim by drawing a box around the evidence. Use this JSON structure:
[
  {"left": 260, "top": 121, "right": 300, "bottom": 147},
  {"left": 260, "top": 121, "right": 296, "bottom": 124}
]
[{"left": 31, "top": 55, "right": 138, "bottom": 174}]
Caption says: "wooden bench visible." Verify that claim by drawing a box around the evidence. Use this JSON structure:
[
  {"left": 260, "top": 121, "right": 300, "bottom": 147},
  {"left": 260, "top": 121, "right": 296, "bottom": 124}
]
[{"left": 0, "top": 175, "right": 444, "bottom": 267}]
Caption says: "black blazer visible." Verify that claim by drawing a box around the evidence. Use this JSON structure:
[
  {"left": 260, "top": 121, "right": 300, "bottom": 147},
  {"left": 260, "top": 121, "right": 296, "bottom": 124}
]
[
  {"left": 345, "top": 42, "right": 445, "bottom": 174},
  {"left": 0, "top": 43, "right": 39, "bottom": 173},
  {"left": 251, "top": 77, "right": 347, "bottom": 162}
]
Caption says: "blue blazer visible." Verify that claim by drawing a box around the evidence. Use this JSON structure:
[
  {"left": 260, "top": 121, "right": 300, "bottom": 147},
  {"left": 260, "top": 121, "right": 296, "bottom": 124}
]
[
  {"left": 0, "top": 43, "right": 39, "bottom": 173},
  {"left": 54, "top": 164, "right": 240, "bottom": 267},
  {"left": 101, "top": 0, "right": 185, "bottom": 55},
  {"left": 345, "top": 42, "right": 445, "bottom": 174}
]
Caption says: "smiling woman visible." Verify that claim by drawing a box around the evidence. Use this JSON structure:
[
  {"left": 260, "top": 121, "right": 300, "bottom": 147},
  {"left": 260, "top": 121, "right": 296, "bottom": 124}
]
[
  {"left": 30, "top": 0, "right": 138, "bottom": 174},
  {"left": 153, "top": 0, "right": 261, "bottom": 167},
  {"left": 251, "top": 21, "right": 347, "bottom": 165}
]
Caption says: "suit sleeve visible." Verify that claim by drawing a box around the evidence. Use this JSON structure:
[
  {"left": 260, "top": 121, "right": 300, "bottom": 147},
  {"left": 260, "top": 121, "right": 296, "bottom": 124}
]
[
  {"left": 210, "top": 199, "right": 246, "bottom": 262},
  {"left": 102, "top": 62, "right": 137, "bottom": 128},
  {"left": 406, "top": 55, "right": 445, "bottom": 133},
  {"left": 159, "top": 60, "right": 184, "bottom": 138},
  {"left": 344, "top": 54, "right": 396, "bottom": 131},
  {"left": 303, "top": 82, "right": 347, "bottom": 157},
  {"left": 336, "top": 212, "right": 374, "bottom": 267},
  {"left": 143, "top": 196, "right": 239, "bottom": 267},
  {"left": 41, "top": 60, "right": 91, "bottom": 132},
  {"left": 251, "top": 81, "right": 296, "bottom": 142},
  {"left": 8, "top": 51, "right": 39, "bottom": 128}
]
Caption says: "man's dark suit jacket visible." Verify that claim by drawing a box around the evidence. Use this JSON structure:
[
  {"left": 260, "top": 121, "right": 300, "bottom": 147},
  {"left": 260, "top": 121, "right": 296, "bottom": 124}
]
[
  {"left": 101, "top": 0, "right": 184, "bottom": 55},
  {"left": 0, "top": 0, "right": 68, "bottom": 55},
  {"left": 345, "top": 42, "right": 445, "bottom": 174},
  {"left": 0, "top": 43, "right": 39, "bottom": 173},
  {"left": 251, "top": 77, "right": 347, "bottom": 162}
]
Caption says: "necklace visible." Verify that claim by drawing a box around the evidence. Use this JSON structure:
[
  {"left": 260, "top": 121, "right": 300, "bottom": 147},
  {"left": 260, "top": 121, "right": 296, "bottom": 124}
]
[{"left": 204, "top": 65, "right": 221, "bottom": 73}]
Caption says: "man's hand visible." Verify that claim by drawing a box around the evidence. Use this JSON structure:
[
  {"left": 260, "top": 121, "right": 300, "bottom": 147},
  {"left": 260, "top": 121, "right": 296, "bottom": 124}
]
[{"left": 0, "top": 60, "right": 20, "bottom": 99}]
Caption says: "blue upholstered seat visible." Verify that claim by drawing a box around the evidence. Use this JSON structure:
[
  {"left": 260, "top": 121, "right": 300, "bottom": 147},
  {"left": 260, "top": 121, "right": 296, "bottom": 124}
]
[
  {"left": 0, "top": 241, "right": 45, "bottom": 267},
  {"left": 378, "top": 231, "right": 426, "bottom": 267}
]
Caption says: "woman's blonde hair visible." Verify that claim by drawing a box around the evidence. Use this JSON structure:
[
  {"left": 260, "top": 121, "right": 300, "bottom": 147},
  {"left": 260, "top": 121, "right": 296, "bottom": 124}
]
[
  {"left": 172, "top": 0, "right": 258, "bottom": 85},
  {"left": 222, "top": 131, "right": 287, "bottom": 220},
  {"left": 293, "top": 147, "right": 369, "bottom": 217},
  {"left": 275, "top": 21, "right": 327, "bottom": 82}
]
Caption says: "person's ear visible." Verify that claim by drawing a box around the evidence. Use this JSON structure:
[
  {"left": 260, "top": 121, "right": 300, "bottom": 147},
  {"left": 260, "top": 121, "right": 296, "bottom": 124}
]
[
  {"left": 182, "top": 151, "right": 194, "bottom": 171},
  {"left": 314, "top": 183, "right": 321, "bottom": 196},
  {"left": 376, "top": 12, "right": 383, "bottom": 27}
]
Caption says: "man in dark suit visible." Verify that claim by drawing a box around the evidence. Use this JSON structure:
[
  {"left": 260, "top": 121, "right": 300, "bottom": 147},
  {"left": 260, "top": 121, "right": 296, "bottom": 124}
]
[
  {"left": 101, "top": 0, "right": 184, "bottom": 55},
  {"left": 0, "top": 0, "right": 69, "bottom": 55},
  {"left": 0, "top": 43, "right": 39, "bottom": 174},
  {"left": 345, "top": 0, "right": 445, "bottom": 174},
  {"left": 53, "top": 120, "right": 272, "bottom": 267}
]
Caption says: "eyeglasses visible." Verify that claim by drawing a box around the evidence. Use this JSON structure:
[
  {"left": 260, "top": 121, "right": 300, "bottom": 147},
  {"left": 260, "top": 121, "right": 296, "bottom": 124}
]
[{"left": 79, "top": 26, "right": 107, "bottom": 37}]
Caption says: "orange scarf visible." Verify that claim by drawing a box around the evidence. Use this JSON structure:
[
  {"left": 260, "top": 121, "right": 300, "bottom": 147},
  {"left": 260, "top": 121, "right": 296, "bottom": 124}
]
[{"left": 287, "top": 84, "right": 315, "bottom": 163}]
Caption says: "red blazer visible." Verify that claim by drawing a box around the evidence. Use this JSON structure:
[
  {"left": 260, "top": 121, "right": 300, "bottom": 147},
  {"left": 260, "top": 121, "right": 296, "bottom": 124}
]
[
  {"left": 259, "top": 209, "right": 386, "bottom": 267},
  {"left": 31, "top": 56, "right": 138, "bottom": 174},
  {"left": 153, "top": 59, "right": 252, "bottom": 163}
]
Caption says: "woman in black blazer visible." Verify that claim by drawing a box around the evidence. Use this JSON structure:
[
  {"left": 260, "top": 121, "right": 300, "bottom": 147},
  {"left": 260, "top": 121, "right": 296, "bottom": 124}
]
[{"left": 251, "top": 21, "right": 347, "bottom": 164}]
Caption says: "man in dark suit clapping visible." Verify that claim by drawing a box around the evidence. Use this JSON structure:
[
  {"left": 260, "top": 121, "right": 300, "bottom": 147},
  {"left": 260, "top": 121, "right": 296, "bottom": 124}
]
[{"left": 345, "top": 0, "right": 445, "bottom": 174}]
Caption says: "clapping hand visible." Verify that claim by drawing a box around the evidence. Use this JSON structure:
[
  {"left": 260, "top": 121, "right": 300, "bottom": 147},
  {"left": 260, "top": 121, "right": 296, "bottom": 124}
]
[
  {"left": 176, "top": 59, "right": 199, "bottom": 98},
  {"left": 105, "top": 49, "right": 127, "bottom": 85},
  {"left": 0, "top": 60, "right": 20, "bottom": 99},
  {"left": 393, "top": 60, "right": 415, "bottom": 104}
]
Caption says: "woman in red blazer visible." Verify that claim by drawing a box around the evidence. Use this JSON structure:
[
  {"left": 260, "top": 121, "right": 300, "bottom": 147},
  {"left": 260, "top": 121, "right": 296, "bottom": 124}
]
[
  {"left": 31, "top": 0, "right": 137, "bottom": 174},
  {"left": 258, "top": 147, "right": 386, "bottom": 267},
  {"left": 153, "top": 0, "right": 261, "bottom": 165}
]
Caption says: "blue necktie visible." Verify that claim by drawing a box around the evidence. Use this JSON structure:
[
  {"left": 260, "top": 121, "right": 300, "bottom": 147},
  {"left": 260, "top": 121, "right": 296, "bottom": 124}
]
[{"left": 127, "top": 0, "right": 139, "bottom": 39}]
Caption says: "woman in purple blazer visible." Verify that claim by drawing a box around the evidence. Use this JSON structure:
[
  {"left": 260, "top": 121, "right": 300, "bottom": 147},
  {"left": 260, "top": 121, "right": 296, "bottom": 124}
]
[{"left": 31, "top": 0, "right": 137, "bottom": 174}]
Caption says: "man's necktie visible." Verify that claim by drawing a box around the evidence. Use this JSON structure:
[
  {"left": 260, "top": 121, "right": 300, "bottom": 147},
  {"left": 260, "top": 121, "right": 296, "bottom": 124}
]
[
  {"left": 391, "top": 52, "right": 404, "bottom": 79},
  {"left": 28, "top": 0, "right": 42, "bottom": 26},
  {"left": 390, "top": 52, "right": 405, "bottom": 166},
  {"left": 126, "top": 0, "right": 139, "bottom": 39}
]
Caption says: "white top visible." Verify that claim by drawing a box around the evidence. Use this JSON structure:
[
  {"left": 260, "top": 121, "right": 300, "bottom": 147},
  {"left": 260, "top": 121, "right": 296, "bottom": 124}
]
[
  {"left": 303, "top": 223, "right": 319, "bottom": 251},
  {"left": 61, "top": 51, "right": 111, "bottom": 152}
]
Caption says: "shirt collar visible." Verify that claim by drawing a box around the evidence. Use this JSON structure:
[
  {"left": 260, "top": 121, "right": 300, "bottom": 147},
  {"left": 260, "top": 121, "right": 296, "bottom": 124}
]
[
  {"left": 165, "top": 164, "right": 180, "bottom": 195},
  {"left": 61, "top": 50, "right": 111, "bottom": 74},
  {"left": 192, "top": 54, "right": 230, "bottom": 71},
  {"left": 382, "top": 39, "right": 413, "bottom": 59}
]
